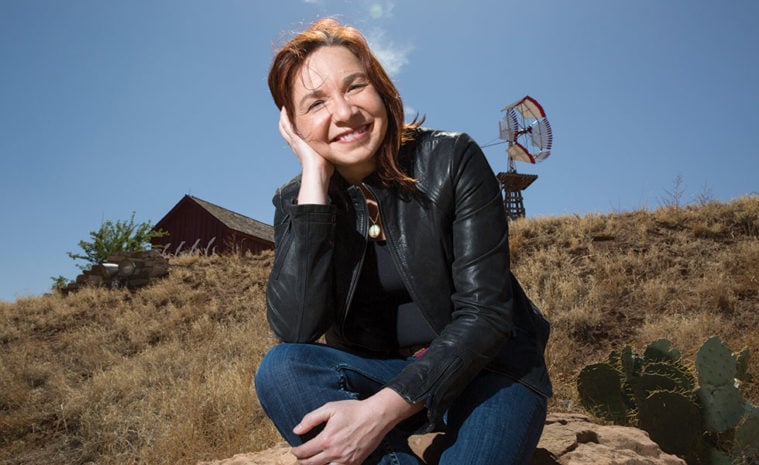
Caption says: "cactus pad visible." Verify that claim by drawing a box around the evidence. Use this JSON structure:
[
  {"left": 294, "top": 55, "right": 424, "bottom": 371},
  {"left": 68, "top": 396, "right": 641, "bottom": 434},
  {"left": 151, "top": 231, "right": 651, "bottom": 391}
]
[
  {"left": 637, "top": 390, "right": 702, "bottom": 461},
  {"left": 577, "top": 363, "right": 630, "bottom": 424},
  {"left": 697, "top": 383, "right": 745, "bottom": 432},
  {"left": 706, "top": 448, "right": 735, "bottom": 465},
  {"left": 734, "top": 412, "right": 759, "bottom": 455},
  {"left": 643, "top": 362, "right": 696, "bottom": 395},
  {"left": 696, "top": 336, "right": 736, "bottom": 387},
  {"left": 644, "top": 338, "right": 682, "bottom": 363},
  {"left": 619, "top": 345, "right": 642, "bottom": 377},
  {"left": 632, "top": 373, "right": 680, "bottom": 401}
]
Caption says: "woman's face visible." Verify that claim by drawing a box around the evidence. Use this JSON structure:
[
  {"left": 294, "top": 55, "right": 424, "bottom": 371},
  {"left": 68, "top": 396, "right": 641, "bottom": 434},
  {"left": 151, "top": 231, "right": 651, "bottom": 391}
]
[{"left": 290, "top": 46, "right": 388, "bottom": 183}]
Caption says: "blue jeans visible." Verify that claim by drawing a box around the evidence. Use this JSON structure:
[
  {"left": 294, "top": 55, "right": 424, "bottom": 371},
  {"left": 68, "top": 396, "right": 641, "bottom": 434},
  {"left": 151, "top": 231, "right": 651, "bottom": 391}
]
[{"left": 255, "top": 343, "right": 547, "bottom": 465}]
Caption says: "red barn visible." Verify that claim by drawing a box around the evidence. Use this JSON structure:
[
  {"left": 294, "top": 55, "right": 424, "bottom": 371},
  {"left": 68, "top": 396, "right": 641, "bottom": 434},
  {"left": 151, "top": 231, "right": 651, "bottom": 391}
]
[{"left": 151, "top": 195, "right": 274, "bottom": 256}]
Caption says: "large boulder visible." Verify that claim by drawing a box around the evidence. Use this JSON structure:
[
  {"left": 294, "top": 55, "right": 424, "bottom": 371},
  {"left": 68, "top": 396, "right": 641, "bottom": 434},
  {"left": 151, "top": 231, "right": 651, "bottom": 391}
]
[
  {"left": 531, "top": 413, "right": 686, "bottom": 465},
  {"left": 198, "top": 413, "right": 686, "bottom": 465}
]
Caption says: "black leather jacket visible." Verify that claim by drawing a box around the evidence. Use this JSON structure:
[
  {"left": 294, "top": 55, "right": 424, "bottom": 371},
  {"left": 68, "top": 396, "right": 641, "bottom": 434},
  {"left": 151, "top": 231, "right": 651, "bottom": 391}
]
[{"left": 266, "top": 128, "right": 552, "bottom": 425}]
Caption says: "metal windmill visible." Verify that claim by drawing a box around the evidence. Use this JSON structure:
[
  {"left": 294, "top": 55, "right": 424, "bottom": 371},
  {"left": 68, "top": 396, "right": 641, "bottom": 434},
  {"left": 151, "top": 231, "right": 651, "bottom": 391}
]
[{"left": 495, "top": 96, "right": 553, "bottom": 220}]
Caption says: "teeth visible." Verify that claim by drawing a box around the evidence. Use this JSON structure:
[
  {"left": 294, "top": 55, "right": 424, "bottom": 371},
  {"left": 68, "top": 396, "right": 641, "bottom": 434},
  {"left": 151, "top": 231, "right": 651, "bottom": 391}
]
[{"left": 336, "top": 126, "right": 366, "bottom": 142}]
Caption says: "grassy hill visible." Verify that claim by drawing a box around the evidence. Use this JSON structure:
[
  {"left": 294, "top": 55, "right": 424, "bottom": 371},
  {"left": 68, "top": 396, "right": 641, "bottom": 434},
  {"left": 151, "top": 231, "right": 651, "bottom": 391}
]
[{"left": 1, "top": 196, "right": 757, "bottom": 465}]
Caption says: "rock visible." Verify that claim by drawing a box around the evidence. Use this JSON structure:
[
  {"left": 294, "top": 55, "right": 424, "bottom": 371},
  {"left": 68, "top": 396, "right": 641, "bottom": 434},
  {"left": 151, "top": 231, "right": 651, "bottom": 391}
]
[
  {"left": 198, "top": 413, "right": 686, "bottom": 465},
  {"left": 198, "top": 445, "right": 295, "bottom": 465},
  {"left": 531, "top": 413, "right": 686, "bottom": 465}
]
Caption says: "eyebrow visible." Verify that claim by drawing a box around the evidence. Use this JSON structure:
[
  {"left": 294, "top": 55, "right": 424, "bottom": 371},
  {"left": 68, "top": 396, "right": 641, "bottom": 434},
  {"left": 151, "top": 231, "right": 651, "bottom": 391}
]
[{"left": 297, "top": 72, "right": 368, "bottom": 108}]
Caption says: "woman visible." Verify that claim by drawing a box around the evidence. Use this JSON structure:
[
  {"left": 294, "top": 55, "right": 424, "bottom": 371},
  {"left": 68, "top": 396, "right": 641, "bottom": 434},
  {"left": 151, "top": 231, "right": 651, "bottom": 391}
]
[{"left": 255, "top": 18, "right": 552, "bottom": 465}]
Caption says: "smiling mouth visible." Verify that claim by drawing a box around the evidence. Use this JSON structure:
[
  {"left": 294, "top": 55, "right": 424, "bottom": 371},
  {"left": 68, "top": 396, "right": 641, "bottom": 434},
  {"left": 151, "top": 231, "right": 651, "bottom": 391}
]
[{"left": 333, "top": 124, "right": 370, "bottom": 143}]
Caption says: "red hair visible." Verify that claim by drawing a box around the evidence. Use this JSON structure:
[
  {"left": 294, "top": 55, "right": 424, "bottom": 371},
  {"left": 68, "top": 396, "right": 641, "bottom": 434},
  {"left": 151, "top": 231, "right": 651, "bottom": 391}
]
[{"left": 268, "top": 18, "right": 422, "bottom": 190}]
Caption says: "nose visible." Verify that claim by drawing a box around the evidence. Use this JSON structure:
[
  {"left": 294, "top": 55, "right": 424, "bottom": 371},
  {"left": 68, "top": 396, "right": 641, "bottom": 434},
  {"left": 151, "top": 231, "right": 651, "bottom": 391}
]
[{"left": 329, "top": 94, "right": 356, "bottom": 122}]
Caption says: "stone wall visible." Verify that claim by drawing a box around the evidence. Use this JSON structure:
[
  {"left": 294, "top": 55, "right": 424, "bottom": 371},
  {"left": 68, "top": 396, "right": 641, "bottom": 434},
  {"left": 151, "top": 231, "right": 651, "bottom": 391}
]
[{"left": 65, "top": 250, "right": 169, "bottom": 293}]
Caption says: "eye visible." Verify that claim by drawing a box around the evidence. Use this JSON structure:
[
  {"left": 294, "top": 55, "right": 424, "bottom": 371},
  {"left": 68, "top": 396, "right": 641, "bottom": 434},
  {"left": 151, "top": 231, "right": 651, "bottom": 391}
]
[
  {"left": 306, "top": 100, "right": 325, "bottom": 112},
  {"left": 347, "top": 83, "right": 367, "bottom": 93}
]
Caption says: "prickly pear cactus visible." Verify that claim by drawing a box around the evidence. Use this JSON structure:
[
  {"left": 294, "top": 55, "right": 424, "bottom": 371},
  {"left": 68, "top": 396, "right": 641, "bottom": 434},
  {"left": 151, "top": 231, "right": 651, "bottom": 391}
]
[
  {"left": 632, "top": 373, "right": 680, "bottom": 401},
  {"left": 736, "top": 347, "right": 751, "bottom": 382},
  {"left": 620, "top": 345, "right": 639, "bottom": 377},
  {"left": 734, "top": 412, "right": 759, "bottom": 457},
  {"left": 642, "top": 362, "right": 696, "bottom": 395},
  {"left": 706, "top": 448, "right": 735, "bottom": 465},
  {"left": 644, "top": 338, "right": 682, "bottom": 363},
  {"left": 697, "top": 382, "right": 745, "bottom": 432},
  {"left": 578, "top": 336, "right": 755, "bottom": 465},
  {"left": 637, "top": 390, "right": 702, "bottom": 463},
  {"left": 577, "top": 362, "right": 631, "bottom": 425},
  {"left": 696, "top": 335, "right": 737, "bottom": 387},
  {"left": 695, "top": 336, "right": 750, "bottom": 435}
]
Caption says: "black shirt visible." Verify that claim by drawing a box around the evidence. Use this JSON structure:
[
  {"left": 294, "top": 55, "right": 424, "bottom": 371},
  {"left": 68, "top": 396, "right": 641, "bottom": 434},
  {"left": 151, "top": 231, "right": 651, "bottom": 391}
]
[{"left": 345, "top": 241, "right": 437, "bottom": 354}]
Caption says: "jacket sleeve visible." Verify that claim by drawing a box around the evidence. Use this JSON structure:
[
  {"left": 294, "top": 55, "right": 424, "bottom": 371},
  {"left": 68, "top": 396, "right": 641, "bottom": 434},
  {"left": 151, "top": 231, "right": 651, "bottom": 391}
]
[
  {"left": 384, "top": 132, "right": 517, "bottom": 423},
  {"left": 265, "top": 180, "right": 338, "bottom": 343}
]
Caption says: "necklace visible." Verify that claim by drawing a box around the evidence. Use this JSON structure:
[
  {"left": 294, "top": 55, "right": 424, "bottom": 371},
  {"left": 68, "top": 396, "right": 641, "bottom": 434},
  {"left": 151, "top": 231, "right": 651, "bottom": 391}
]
[
  {"left": 368, "top": 207, "right": 381, "bottom": 239},
  {"left": 361, "top": 184, "right": 382, "bottom": 239}
]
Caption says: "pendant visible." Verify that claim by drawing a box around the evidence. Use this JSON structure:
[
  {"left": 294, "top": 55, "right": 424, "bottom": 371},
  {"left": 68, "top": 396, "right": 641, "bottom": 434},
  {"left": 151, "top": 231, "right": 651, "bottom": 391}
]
[{"left": 368, "top": 224, "right": 381, "bottom": 239}]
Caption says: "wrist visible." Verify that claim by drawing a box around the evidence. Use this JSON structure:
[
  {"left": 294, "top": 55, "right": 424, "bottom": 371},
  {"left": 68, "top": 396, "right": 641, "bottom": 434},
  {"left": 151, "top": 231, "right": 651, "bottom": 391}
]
[
  {"left": 366, "top": 388, "right": 425, "bottom": 431},
  {"left": 298, "top": 166, "right": 332, "bottom": 205}
]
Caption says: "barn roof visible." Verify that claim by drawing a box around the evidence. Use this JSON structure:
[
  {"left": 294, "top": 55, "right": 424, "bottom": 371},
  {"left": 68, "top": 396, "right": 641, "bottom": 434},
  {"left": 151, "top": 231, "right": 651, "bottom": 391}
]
[{"left": 186, "top": 195, "right": 274, "bottom": 243}]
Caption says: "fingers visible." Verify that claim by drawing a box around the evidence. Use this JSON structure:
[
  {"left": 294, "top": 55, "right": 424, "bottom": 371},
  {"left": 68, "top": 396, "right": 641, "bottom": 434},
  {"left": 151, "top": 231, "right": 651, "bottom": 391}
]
[
  {"left": 290, "top": 400, "right": 384, "bottom": 465},
  {"left": 291, "top": 436, "right": 333, "bottom": 465},
  {"left": 293, "top": 405, "right": 330, "bottom": 436},
  {"left": 290, "top": 405, "right": 330, "bottom": 461},
  {"left": 277, "top": 106, "right": 311, "bottom": 158},
  {"left": 278, "top": 106, "right": 296, "bottom": 144}
]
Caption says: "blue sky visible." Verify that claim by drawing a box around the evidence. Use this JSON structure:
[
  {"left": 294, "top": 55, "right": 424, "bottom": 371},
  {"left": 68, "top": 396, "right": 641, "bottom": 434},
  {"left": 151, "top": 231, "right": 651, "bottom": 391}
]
[{"left": 1, "top": 0, "right": 757, "bottom": 301}]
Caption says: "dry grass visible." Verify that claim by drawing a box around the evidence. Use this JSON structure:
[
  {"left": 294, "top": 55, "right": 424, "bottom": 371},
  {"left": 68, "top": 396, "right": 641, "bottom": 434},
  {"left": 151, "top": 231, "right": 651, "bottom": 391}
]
[
  {"left": 509, "top": 195, "right": 759, "bottom": 410},
  {"left": 1, "top": 196, "right": 757, "bottom": 464},
  {"left": 1, "top": 253, "right": 280, "bottom": 465}
]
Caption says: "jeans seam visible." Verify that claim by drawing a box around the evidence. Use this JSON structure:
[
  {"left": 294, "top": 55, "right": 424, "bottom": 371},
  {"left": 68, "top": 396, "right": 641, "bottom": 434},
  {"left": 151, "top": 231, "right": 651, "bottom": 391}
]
[{"left": 334, "top": 363, "right": 356, "bottom": 399}]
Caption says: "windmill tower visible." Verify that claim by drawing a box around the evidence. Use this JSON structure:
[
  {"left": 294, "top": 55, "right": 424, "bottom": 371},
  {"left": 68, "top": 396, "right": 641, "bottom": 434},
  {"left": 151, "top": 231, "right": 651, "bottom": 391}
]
[{"left": 496, "top": 96, "right": 553, "bottom": 220}]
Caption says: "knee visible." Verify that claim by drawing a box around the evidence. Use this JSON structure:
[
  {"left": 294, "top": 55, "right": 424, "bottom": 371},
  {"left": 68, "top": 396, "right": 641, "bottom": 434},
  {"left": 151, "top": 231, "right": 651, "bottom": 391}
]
[
  {"left": 254, "top": 343, "right": 316, "bottom": 402},
  {"left": 255, "top": 344, "right": 293, "bottom": 391}
]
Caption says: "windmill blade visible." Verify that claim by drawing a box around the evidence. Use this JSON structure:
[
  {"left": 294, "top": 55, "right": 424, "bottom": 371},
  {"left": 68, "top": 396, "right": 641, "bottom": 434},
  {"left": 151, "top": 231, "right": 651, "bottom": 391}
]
[
  {"left": 529, "top": 118, "right": 553, "bottom": 151},
  {"left": 498, "top": 107, "right": 519, "bottom": 142},
  {"left": 507, "top": 142, "right": 536, "bottom": 164},
  {"left": 532, "top": 150, "right": 551, "bottom": 163},
  {"left": 514, "top": 95, "right": 547, "bottom": 119},
  {"left": 501, "top": 95, "right": 545, "bottom": 116}
]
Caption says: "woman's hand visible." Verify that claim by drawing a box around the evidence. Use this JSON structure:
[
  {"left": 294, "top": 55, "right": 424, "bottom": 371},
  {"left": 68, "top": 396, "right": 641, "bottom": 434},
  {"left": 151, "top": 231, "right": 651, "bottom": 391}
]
[
  {"left": 290, "top": 399, "right": 386, "bottom": 465},
  {"left": 290, "top": 388, "right": 424, "bottom": 465},
  {"left": 278, "top": 107, "right": 334, "bottom": 205}
]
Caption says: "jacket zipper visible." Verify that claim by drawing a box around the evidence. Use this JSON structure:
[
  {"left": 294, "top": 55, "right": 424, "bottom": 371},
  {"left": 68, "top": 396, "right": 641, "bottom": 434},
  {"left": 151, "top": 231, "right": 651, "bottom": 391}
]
[{"left": 341, "top": 184, "right": 370, "bottom": 326}]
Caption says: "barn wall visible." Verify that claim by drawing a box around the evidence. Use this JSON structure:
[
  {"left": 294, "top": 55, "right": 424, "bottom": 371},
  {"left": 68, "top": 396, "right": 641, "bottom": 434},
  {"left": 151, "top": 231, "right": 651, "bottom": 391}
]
[
  {"left": 152, "top": 200, "right": 225, "bottom": 254},
  {"left": 152, "top": 198, "right": 273, "bottom": 255}
]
